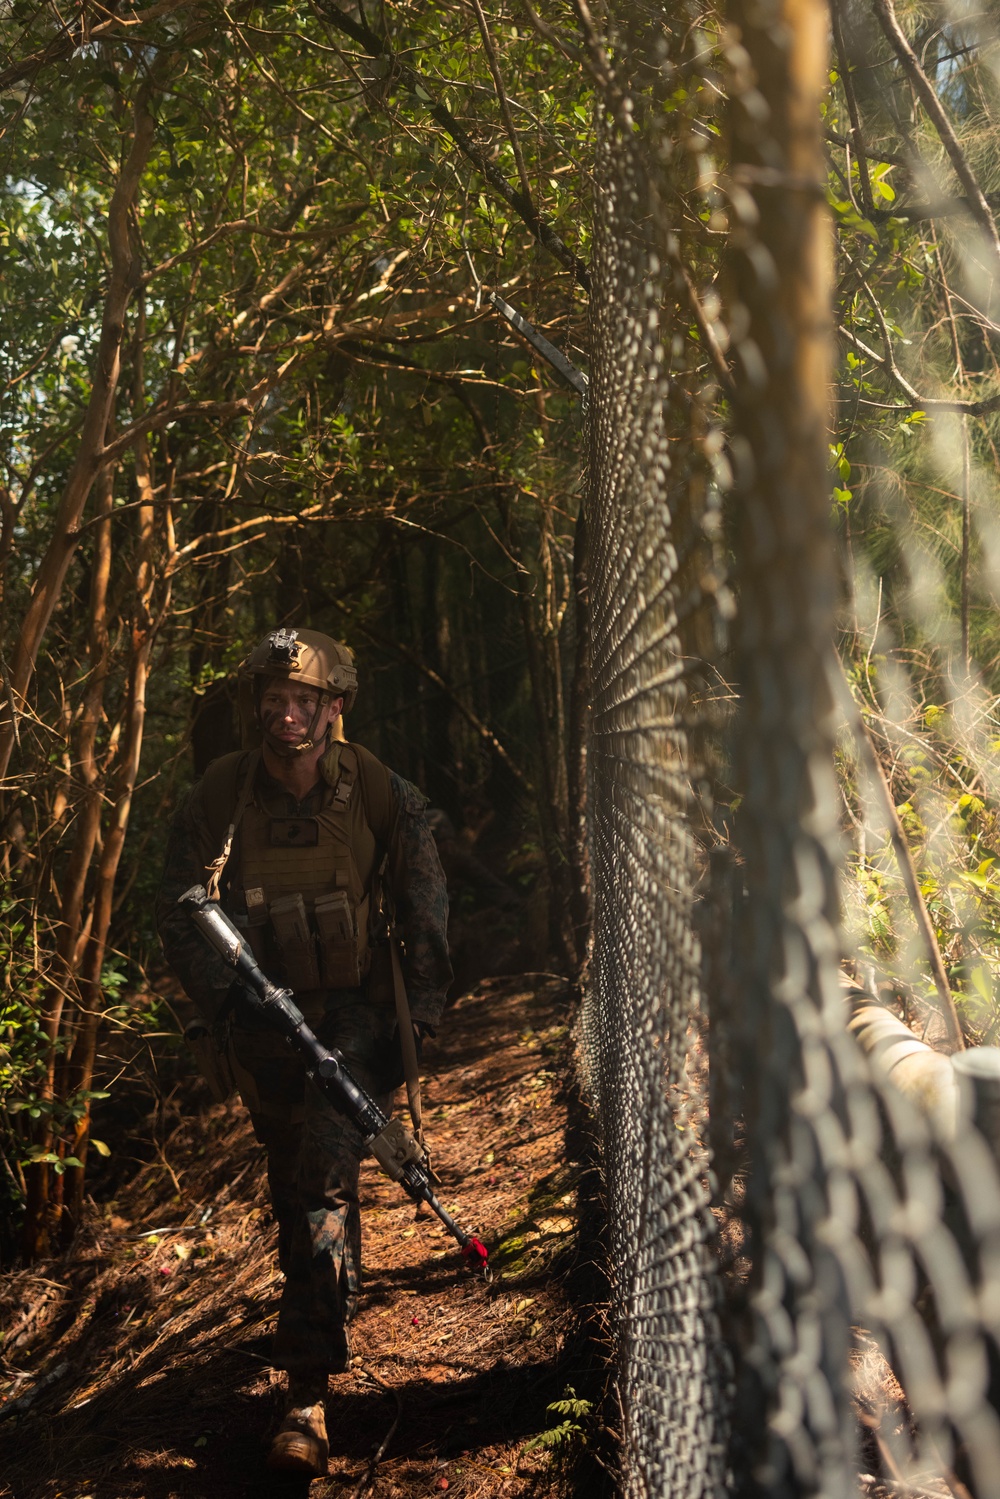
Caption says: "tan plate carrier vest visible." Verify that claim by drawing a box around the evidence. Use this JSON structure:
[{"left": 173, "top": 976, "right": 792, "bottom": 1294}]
[
  {"left": 197, "top": 741, "right": 394, "bottom": 995},
  {"left": 192, "top": 740, "right": 429, "bottom": 1150}
]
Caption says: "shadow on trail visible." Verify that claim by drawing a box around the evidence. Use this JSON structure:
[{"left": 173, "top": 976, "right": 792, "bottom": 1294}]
[
  {"left": 0, "top": 976, "right": 603, "bottom": 1499},
  {"left": 5, "top": 1326, "right": 568, "bottom": 1499}
]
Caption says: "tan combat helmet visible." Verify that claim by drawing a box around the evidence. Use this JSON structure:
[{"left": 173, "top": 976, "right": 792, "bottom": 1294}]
[
  {"left": 240, "top": 628, "right": 358, "bottom": 710},
  {"left": 237, "top": 628, "right": 358, "bottom": 752}
]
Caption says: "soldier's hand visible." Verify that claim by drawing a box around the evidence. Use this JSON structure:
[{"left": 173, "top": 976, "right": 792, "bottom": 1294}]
[
  {"left": 375, "top": 1021, "right": 427, "bottom": 1093},
  {"left": 226, "top": 977, "right": 265, "bottom": 1025}
]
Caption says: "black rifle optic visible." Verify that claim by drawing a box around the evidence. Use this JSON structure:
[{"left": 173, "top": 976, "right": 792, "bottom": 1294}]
[{"left": 179, "top": 885, "right": 488, "bottom": 1270}]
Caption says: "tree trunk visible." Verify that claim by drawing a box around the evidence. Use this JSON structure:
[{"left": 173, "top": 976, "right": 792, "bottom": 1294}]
[
  {"left": 726, "top": 0, "right": 843, "bottom": 1482},
  {"left": 19, "top": 459, "right": 115, "bottom": 1260},
  {"left": 497, "top": 486, "right": 576, "bottom": 972},
  {"left": 0, "top": 83, "right": 157, "bottom": 786},
  {"left": 63, "top": 304, "right": 171, "bottom": 1236}
]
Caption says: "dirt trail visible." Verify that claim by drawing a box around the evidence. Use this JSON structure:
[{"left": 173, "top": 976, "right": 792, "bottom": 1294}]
[{"left": 0, "top": 977, "right": 610, "bottom": 1499}]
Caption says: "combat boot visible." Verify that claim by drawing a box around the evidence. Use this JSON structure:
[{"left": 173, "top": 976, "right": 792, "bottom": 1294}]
[{"left": 267, "top": 1372, "right": 330, "bottom": 1476}]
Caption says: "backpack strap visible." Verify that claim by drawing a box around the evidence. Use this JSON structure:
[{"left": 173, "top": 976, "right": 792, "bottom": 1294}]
[
  {"left": 319, "top": 740, "right": 391, "bottom": 830},
  {"left": 349, "top": 741, "right": 396, "bottom": 848},
  {"left": 194, "top": 750, "right": 248, "bottom": 846},
  {"left": 329, "top": 743, "right": 360, "bottom": 811}
]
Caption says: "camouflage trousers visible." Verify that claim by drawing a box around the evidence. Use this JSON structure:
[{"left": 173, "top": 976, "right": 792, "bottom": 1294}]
[{"left": 228, "top": 992, "right": 396, "bottom": 1377}]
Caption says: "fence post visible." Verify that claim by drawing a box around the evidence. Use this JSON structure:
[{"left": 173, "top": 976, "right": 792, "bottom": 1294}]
[{"left": 725, "top": 0, "right": 845, "bottom": 1488}]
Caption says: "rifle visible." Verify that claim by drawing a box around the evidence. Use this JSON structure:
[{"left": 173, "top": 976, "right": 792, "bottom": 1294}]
[{"left": 179, "top": 885, "right": 488, "bottom": 1270}]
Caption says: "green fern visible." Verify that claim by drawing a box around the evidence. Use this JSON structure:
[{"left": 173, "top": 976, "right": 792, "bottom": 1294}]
[{"left": 523, "top": 1387, "right": 594, "bottom": 1454}]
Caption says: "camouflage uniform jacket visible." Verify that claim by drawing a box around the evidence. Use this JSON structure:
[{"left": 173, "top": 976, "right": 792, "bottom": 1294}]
[{"left": 156, "top": 751, "right": 452, "bottom": 1031}]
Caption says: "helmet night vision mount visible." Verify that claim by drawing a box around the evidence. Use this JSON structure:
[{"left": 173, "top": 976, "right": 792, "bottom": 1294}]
[{"left": 266, "top": 627, "right": 301, "bottom": 668}]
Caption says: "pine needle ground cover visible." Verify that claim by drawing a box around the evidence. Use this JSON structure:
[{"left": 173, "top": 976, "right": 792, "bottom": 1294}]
[{"left": 0, "top": 977, "right": 608, "bottom": 1499}]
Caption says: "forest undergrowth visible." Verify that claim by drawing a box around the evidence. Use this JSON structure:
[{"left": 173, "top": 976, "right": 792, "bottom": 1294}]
[{"left": 0, "top": 974, "right": 614, "bottom": 1499}]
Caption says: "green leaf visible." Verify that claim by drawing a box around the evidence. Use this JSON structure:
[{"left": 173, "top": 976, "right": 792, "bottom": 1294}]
[
  {"left": 871, "top": 161, "right": 895, "bottom": 203},
  {"left": 971, "top": 967, "right": 993, "bottom": 1004}
]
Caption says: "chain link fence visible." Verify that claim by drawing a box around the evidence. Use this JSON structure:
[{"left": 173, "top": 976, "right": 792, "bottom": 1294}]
[{"left": 579, "top": 2, "right": 1000, "bottom": 1496}]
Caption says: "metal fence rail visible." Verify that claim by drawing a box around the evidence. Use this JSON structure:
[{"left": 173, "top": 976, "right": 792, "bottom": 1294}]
[{"left": 580, "top": 2, "right": 1000, "bottom": 1496}]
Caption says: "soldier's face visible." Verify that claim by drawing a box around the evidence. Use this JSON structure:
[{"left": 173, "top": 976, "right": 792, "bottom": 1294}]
[{"left": 259, "top": 680, "right": 343, "bottom": 746}]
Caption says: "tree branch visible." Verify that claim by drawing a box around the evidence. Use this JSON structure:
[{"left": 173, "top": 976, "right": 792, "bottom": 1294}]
[
  {"left": 100, "top": 384, "right": 281, "bottom": 467},
  {"left": 314, "top": 2, "right": 589, "bottom": 291},
  {"left": 0, "top": 1, "right": 197, "bottom": 92},
  {"left": 141, "top": 209, "right": 369, "bottom": 286},
  {"left": 838, "top": 324, "right": 1000, "bottom": 413},
  {"left": 516, "top": 0, "right": 583, "bottom": 65},
  {"left": 469, "top": 0, "right": 534, "bottom": 209},
  {"left": 338, "top": 608, "right": 533, "bottom": 792},
  {"left": 824, "top": 128, "right": 907, "bottom": 168},
  {"left": 830, "top": 0, "right": 873, "bottom": 214},
  {"left": 871, "top": 0, "right": 1000, "bottom": 274},
  {"left": 834, "top": 657, "right": 965, "bottom": 1050}
]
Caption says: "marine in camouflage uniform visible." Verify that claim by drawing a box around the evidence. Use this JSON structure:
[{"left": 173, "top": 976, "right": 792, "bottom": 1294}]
[{"left": 156, "top": 629, "right": 451, "bottom": 1475}]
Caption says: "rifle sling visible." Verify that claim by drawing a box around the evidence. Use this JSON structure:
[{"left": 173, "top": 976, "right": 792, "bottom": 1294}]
[
  {"left": 205, "top": 749, "right": 261, "bottom": 901},
  {"left": 390, "top": 935, "right": 425, "bottom": 1148}
]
